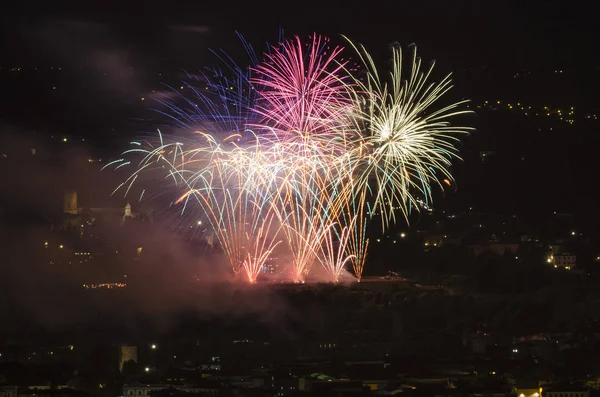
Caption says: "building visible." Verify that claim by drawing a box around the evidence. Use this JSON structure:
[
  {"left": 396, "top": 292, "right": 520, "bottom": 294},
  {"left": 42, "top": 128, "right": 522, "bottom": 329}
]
[
  {"left": 123, "top": 381, "right": 230, "bottom": 397},
  {"left": 16, "top": 387, "right": 86, "bottom": 397},
  {"left": 547, "top": 251, "right": 577, "bottom": 269},
  {"left": 1, "top": 386, "right": 18, "bottom": 397},
  {"left": 299, "top": 376, "right": 365, "bottom": 394},
  {"left": 63, "top": 190, "right": 81, "bottom": 215},
  {"left": 544, "top": 387, "right": 589, "bottom": 397},
  {"left": 122, "top": 384, "right": 167, "bottom": 397},
  {"left": 119, "top": 345, "right": 138, "bottom": 372},
  {"left": 553, "top": 254, "right": 576, "bottom": 269},
  {"left": 515, "top": 386, "right": 541, "bottom": 397}
]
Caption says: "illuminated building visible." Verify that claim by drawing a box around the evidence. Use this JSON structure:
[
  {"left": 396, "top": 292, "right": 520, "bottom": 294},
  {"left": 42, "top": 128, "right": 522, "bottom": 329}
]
[
  {"left": 516, "top": 389, "right": 541, "bottom": 397},
  {"left": 553, "top": 253, "right": 576, "bottom": 269},
  {"left": 123, "top": 383, "right": 220, "bottom": 397},
  {"left": 63, "top": 190, "right": 80, "bottom": 215},
  {"left": 0, "top": 386, "right": 17, "bottom": 397},
  {"left": 122, "top": 384, "right": 166, "bottom": 397},
  {"left": 124, "top": 202, "right": 132, "bottom": 218},
  {"left": 546, "top": 244, "right": 576, "bottom": 269},
  {"left": 544, "top": 388, "right": 589, "bottom": 397},
  {"left": 119, "top": 345, "right": 138, "bottom": 372}
]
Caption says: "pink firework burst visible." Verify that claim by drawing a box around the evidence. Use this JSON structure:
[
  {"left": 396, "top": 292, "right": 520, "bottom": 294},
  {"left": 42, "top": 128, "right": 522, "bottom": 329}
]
[{"left": 250, "top": 34, "right": 353, "bottom": 143}]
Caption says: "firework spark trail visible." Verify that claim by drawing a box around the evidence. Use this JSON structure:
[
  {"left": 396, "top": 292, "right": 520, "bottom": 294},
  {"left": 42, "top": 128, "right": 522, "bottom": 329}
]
[
  {"left": 103, "top": 133, "right": 188, "bottom": 200},
  {"left": 311, "top": 151, "right": 371, "bottom": 282},
  {"left": 250, "top": 34, "right": 354, "bottom": 149},
  {"left": 156, "top": 31, "right": 287, "bottom": 143},
  {"left": 266, "top": 144, "right": 331, "bottom": 282},
  {"left": 315, "top": 215, "right": 357, "bottom": 283},
  {"left": 240, "top": 211, "right": 281, "bottom": 283},
  {"left": 344, "top": 39, "right": 474, "bottom": 228},
  {"left": 156, "top": 36, "right": 254, "bottom": 131},
  {"left": 335, "top": 176, "right": 370, "bottom": 281},
  {"left": 173, "top": 135, "right": 286, "bottom": 281}
]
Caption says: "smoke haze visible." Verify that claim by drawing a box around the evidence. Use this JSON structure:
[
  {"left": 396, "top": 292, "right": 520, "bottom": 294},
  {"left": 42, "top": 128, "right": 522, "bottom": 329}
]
[{"left": 0, "top": 127, "right": 306, "bottom": 342}]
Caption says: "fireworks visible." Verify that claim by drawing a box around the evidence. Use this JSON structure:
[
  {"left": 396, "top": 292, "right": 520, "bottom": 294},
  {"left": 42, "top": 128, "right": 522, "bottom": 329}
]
[
  {"left": 107, "top": 33, "right": 473, "bottom": 283},
  {"left": 345, "top": 40, "right": 474, "bottom": 227},
  {"left": 250, "top": 34, "right": 353, "bottom": 146}
]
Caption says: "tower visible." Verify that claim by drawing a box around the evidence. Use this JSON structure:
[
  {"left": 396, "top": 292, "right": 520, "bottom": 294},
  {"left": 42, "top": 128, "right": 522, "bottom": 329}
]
[
  {"left": 124, "top": 202, "right": 132, "bottom": 218},
  {"left": 118, "top": 345, "right": 138, "bottom": 372},
  {"left": 121, "top": 202, "right": 136, "bottom": 225},
  {"left": 63, "top": 190, "right": 78, "bottom": 215}
]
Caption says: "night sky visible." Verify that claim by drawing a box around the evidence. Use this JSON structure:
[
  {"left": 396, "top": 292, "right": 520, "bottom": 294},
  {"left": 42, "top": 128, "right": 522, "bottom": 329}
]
[
  {"left": 2, "top": 1, "right": 597, "bottom": 78},
  {"left": 4, "top": 1, "right": 598, "bottom": 60}
]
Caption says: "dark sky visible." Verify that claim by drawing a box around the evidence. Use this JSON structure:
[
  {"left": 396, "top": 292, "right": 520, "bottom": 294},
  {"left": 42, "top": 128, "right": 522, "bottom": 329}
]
[
  {"left": 0, "top": 0, "right": 597, "bottom": 143},
  {"left": 2, "top": 0, "right": 597, "bottom": 70}
]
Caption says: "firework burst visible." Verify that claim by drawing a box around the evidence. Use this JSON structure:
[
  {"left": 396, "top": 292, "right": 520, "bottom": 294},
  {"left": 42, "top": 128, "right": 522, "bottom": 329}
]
[
  {"left": 251, "top": 34, "right": 353, "bottom": 149},
  {"left": 345, "top": 39, "right": 474, "bottom": 227},
  {"left": 105, "top": 33, "right": 473, "bottom": 284}
]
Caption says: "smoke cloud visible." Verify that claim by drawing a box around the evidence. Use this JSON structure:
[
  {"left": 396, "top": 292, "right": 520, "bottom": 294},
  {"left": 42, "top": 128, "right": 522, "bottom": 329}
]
[{"left": 0, "top": 127, "right": 305, "bottom": 341}]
